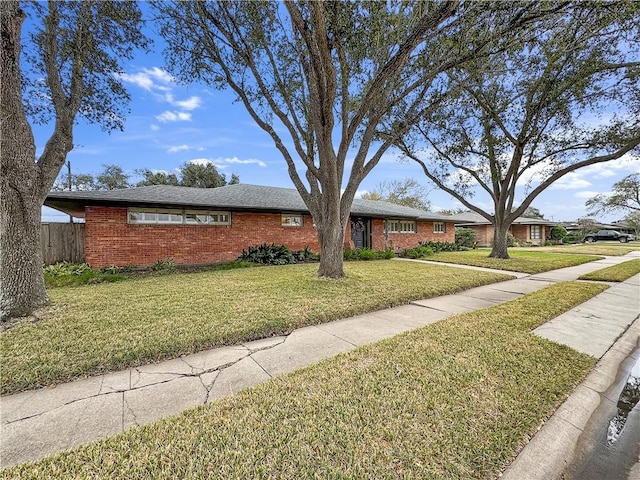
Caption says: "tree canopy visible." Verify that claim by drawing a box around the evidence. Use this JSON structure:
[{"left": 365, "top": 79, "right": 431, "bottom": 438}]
[
  {"left": 136, "top": 162, "right": 239, "bottom": 188},
  {"left": 361, "top": 178, "right": 431, "bottom": 210},
  {"left": 155, "top": 0, "right": 554, "bottom": 277},
  {"left": 53, "top": 162, "right": 240, "bottom": 191},
  {"left": 393, "top": 2, "right": 640, "bottom": 258},
  {"left": 522, "top": 207, "right": 545, "bottom": 220},
  {"left": 586, "top": 173, "right": 640, "bottom": 215}
]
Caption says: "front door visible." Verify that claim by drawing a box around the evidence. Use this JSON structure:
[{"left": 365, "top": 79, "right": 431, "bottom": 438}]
[{"left": 350, "top": 217, "right": 371, "bottom": 249}]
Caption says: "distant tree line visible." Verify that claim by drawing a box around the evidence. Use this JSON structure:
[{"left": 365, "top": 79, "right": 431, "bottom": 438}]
[{"left": 52, "top": 162, "right": 239, "bottom": 191}]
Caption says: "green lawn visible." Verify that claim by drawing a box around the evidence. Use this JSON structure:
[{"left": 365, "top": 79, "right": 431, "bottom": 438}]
[
  {"left": 1, "top": 261, "right": 512, "bottom": 395},
  {"left": 426, "top": 249, "right": 602, "bottom": 274},
  {"left": 579, "top": 258, "right": 640, "bottom": 282},
  {"left": 517, "top": 242, "right": 640, "bottom": 256},
  {"left": 2, "top": 281, "right": 606, "bottom": 479}
]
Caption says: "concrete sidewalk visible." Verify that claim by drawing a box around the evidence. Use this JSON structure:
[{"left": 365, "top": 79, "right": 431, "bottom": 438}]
[{"left": 1, "top": 252, "right": 638, "bottom": 470}]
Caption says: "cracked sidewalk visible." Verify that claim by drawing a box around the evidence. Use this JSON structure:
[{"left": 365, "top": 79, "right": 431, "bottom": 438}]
[{"left": 1, "top": 253, "right": 638, "bottom": 469}]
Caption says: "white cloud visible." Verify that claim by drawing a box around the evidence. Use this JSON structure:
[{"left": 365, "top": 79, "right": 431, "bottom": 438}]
[
  {"left": 578, "top": 155, "right": 640, "bottom": 177},
  {"left": 188, "top": 158, "right": 214, "bottom": 166},
  {"left": 549, "top": 173, "right": 592, "bottom": 190},
  {"left": 574, "top": 190, "right": 602, "bottom": 199},
  {"left": 163, "top": 93, "right": 202, "bottom": 110},
  {"left": 173, "top": 96, "right": 201, "bottom": 110},
  {"left": 150, "top": 124, "right": 160, "bottom": 131},
  {"left": 155, "top": 111, "right": 192, "bottom": 123},
  {"left": 167, "top": 144, "right": 191, "bottom": 153},
  {"left": 214, "top": 156, "right": 267, "bottom": 168},
  {"left": 354, "top": 190, "right": 369, "bottom": 198},
  {"left": 186, "top": 156, "right": 268, "bottom": 169},
  {"left": 145, "top": 67, "right": 174, "bottom": 84},
  {"left": 117, "top": 67, "right": 174, "bottom": 91}
]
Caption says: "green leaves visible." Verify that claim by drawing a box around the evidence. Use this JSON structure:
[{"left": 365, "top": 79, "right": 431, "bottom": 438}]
[{"left": 23, "top": 1, "right": 150, "bottom": 131}]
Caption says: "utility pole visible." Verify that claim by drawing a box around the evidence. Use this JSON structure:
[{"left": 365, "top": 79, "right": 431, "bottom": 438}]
[{"left": 67, "top": 161, "right": 73, "bottom": 223}]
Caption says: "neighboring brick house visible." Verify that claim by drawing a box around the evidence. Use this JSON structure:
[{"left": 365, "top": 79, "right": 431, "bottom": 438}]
[
  {"left": 447, "top": 212, "right": 554, "bottom": 247},
  {"left": 45, "top": 184, "right": 457, "bottom": 268}
]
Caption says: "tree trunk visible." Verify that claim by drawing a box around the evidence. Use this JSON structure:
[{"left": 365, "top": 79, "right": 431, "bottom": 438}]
[
  {"left": 489, "top": 221, "right": 511, "bottom": 259},
  {"left": 1, "top": 191, "right": 49, "bottom": 320},
  {"left": 315, "top": 213, "right": 347, "bottom": 279},
  {"left": 1, "top": 3, "right": 49, "bottom": 320}
]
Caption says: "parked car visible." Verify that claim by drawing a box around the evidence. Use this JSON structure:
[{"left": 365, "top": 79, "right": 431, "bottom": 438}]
[{"left": 583, "top": 230, "right": 635, "bottom": 243}]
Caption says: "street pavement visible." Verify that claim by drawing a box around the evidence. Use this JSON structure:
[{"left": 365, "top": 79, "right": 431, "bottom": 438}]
[{"left": 1, "top": 252, "right": 638, "bottom": 474}]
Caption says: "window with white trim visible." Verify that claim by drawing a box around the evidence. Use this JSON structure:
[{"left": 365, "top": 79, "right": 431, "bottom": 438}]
[
  {"left": 530, "top": 224, "right": 541, "bottom": 240},
  {"left": 128, "top": 208, "right": 230, "bottom": 225},
  {"left": 282, "top": 214, "right": 303, "bottom": 227},
  {"left": 388, "top": 220, "right": 416, "bottom": 233},
  {"left": 433, "top": 222, "right": 446, "bottom": 233}
]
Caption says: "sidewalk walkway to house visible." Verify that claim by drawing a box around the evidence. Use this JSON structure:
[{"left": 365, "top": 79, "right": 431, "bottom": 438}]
[{"left": 1, "top": 252, "right": 639, "bottom": 474}]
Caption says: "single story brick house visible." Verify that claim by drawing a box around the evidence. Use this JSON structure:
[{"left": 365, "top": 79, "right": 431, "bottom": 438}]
[
  {"left": 447, "top": 212, "right": 554, "bottom": 247},
  {"left": 45, "top": 184, "right": 458, "bottom": 268}
]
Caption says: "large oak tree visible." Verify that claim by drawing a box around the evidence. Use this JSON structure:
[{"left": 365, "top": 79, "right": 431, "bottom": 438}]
[
  {"left": 1, "top": 1, "right": 148, "bottom": 320},
  {"left": 155, "top": 0, "right": 553, "bottom": 278},
  {"left": 394, "top": 2, "right": 640, "bottom": 258}
]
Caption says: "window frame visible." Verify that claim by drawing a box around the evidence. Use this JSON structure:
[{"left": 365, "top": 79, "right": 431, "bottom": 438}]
[
  {"left": 281, "top": 214, "right": 304, "bottom": 227},
  {"left": 530, "top": 224, "right": 542, "bottom": 240},
  {"left": 388, "top": 219, "right": 416, "bottom": 234},
  {"left": 128, "top": 207, "right": 231, "bottom": 226},
  {"left": 433, "top": 222, "right": 446, "bottom": 233}
]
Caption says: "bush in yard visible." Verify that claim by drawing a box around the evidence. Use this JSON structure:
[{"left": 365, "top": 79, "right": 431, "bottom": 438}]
[
  {"left": 379, "top": 249, "right": 395, "bottom": 259},
  {"left": 150, "top": 258, "right": 176, "bottom": 273},
  {"left": 402, "top": 245, "right": 434, "bottom": 259},
  {"left": 455, "top": 227, "right": 477, "bottom": 249},
  {"left": 100, "top": 264, "right": 136, "bottom": 274},
  {"left": 418, "top": 241, "right": 466, "bottom": 252},
  {"left": 550, "top": 226, "right": 568, "bottom": 243},
  {"left": 564, "top": 231, "right": 583, "bottom": 244},
  {"left": 294, "top": 246, "right": 319, "bottom": 263},
  {"left": 43, "top": 262, "right": 124, "bottom": 287},
  {"left": 238, "top": 244, "right": 297, "bottom": 265},
  {"left": 44, "top": 262, "right": 92, "bottom": 277},
  {"left": 355, "top": 248, "right": 377, "bottom": 261},
  {"left": 343, "top": 248, "right": 394, "bottom": 261},
  {"left": 507, "top": 233, "right": 519, "bottom": 247}
]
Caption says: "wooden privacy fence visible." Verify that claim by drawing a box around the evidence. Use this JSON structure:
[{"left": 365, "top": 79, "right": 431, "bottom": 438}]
[{"left": 41, "top": 223, "right": 86, "bottom": 265}]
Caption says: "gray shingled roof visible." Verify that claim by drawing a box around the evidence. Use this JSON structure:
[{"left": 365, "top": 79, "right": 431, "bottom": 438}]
[{"left": 45, "top": 184, "right": 456, "bottom": 221}]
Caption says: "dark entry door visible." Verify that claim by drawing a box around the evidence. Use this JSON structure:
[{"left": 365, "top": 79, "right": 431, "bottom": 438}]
[{"left": 350, "top": 217, "right": 371, "bottom": 249}]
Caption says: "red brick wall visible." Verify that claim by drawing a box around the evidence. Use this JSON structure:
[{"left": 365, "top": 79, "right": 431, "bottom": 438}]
[
  {"left": 469, "top": 224, "right": 547, "bottom": 247},
  {"left": 468, "top": 225, "right": 494, "bottom": 247},
  {"left": 512, "top": 224, "right": 547, "bottom": 245},
  {"left": 368, "top": 219, "right": 455, "bottom": 252},
  {"left": 85, "top": 207, "right": 458, "bottom": 267},
  {"left": 85, "top": 206, "right": 320, "bottom": 268}
]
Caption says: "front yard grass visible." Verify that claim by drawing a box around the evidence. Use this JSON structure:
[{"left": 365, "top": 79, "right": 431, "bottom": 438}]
[
  {"left": 578, "top": 258, "right": 640, "bottom": 282},
  {"left": 517, "top": 242, "right": 640, "bottom": 256},
  {"left": 2, "top": 281, "right": 606, "bottom": 479},
  {"left": 0, "top": 261, "right": 512, "bottom": 395},
  {"left": 427, "top": 249, "right": 602, "bottom": 274}
]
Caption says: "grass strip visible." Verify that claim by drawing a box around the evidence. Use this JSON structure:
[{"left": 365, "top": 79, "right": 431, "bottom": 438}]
[
  {"left": 1, "top": 261, "right": 511, "bottom": 395},
  {"left": 428, "top": 249, "right": 602, "bottom": 274},
  {"left": 578, "top": 258, "right": 640, "bottom": 282},
  {"left": 2, "top": 281, "right": 606, "bottom": 479},
  {"left": 518, "top": 243, "right": 639, "bottom": 256}
]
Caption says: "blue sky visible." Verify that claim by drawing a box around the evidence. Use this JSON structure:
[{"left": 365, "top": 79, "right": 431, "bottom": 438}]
[{"left": 38, "top": 16, "right": 639, "bottom": 224}]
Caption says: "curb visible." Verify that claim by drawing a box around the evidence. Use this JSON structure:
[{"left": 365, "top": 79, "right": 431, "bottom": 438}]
[{"left": 500, "top": 315, "right": 640, "bottom": 479}]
